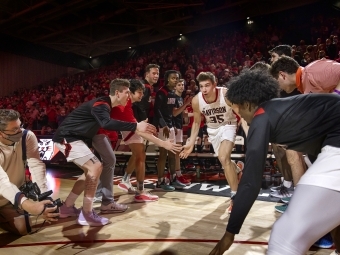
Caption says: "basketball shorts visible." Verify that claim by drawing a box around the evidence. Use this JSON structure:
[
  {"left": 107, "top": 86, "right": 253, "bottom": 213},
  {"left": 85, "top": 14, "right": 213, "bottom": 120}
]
[
  {"left": 207, "top": 124, "right": 237, "bottom": 156},
  {"left": 175, "top": 128, "right": 183, "bottom": 143},
  {"left": 55, "top": 140, "right": 94, "bottom": 166},
  {"left": 121, "top": 131, "right": 143, "bottom": 145},
  {"left": 158, "top": 127, "right": 176, "bottom": 142}
]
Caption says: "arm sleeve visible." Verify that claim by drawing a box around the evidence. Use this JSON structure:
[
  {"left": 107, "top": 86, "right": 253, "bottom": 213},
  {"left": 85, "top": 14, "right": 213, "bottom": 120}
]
[
  {"left": 154, "top": 92, "right": 167, "bottom": 128},
  {"left": 226, "top": 113, "right": 271, "bottom": 234},
  {"left": 0, "top": 166, "right": 21, "bottom": 205},
  {"left": 26, "top": 131, "right": 49, "bottom": 193},
  {"left": 91, "top": 103, "right": 137, "bottom": 131}
]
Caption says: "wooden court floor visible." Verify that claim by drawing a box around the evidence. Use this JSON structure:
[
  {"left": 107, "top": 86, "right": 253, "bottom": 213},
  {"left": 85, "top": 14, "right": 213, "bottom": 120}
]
[{"left": 0, "top": 177, "right": 333, "bottom": 255}]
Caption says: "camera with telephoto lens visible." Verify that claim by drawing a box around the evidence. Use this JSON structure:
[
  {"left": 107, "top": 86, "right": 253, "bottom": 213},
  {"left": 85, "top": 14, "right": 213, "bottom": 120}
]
[{"left": 19, "top": 181, "right": 63, "bottom": 213}]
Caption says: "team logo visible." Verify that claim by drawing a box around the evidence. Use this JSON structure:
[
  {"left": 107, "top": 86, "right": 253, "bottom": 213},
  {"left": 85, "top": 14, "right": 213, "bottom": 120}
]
[{"left": 37, "top": 139, "right": 55, "bottom": 160}]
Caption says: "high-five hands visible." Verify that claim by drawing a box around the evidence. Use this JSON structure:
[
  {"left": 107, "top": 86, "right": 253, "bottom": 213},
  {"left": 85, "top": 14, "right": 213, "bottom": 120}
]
[
  {"left": 163, "top": 139, "right": 182, "bottom": 154},
  {"left": 137, "top": 119, "right": 157, "bottom": 135},
  {"left": 179, "top": 143, "right": 194, "bottom": 159}
]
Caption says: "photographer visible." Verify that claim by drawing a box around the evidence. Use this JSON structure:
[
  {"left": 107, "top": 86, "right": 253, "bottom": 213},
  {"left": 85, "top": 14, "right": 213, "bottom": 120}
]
[{"left": 0, "top": 109, "right": 59, "bottom": 235}]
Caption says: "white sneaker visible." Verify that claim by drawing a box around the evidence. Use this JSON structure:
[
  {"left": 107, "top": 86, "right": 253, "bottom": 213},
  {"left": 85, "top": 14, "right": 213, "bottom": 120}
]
[
  {"left": 270, "top": 188, "right": 293, "bottom": 198},
  {"left": 77, "top": 209, "right": 110, "bottom": 226},
  {"left": 100, "top": 202, "right": 128, "bottom": 214},
  {"left": 93, "top": 196, "right": 102, "bottom": 203},
  {"left": 118, "top": 180, "right": 136, "bottom": 194}
]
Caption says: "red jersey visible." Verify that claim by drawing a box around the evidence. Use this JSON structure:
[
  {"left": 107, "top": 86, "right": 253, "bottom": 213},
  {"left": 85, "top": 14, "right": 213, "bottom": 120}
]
[
  {"left": 110, "top": 99, "right": 136, "bottom": 122},
  {"left": 97, "top": 129, "right": 118, "bottom": 142},
  {"left": 97, "top": 99, "right": 136, "bottom": 139}
]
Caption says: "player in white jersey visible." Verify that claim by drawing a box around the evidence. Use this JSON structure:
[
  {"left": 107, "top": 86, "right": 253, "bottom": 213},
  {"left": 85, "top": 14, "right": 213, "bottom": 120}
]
[{"left": 180, "top": 72, "right": 242, "bottom": 213}]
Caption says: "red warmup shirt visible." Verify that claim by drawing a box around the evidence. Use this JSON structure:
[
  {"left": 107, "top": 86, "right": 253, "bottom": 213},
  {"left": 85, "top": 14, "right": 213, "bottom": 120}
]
[
  {"left": 97, "top": 99, "right": 136, "bottom": 143},
  {"left": 111, "top": 99, "right": 137, "bottom": 142},
  {"left": 110, "top": 99, "right": 136, "bottom": 122},
  {"left": 97, "top": 99, "right": 136, "bottom": 131}
]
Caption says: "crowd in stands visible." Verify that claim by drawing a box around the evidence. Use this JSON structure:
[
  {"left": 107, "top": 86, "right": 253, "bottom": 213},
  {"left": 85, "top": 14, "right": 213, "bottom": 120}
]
[{"left": 0, "top": 14, "right": 339, "bottom": 136}]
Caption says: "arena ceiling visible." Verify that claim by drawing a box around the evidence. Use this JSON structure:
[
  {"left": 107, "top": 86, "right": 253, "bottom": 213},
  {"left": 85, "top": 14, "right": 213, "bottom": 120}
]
[{"left": 0, "top": 0, "right": 320, "bottom": 58}]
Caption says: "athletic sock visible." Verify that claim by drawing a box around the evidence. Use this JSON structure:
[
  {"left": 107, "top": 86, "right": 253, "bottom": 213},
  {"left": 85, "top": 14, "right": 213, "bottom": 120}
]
[
  {"left": 283, "top": 180, "right": 292, "bottom": 188},
  {"left": 123, "top": 172, "right": 131, "bottom": 182},
  {"left": 175, "top": 170, "right": 182, "bottom": 177},
  {"left": 65, "top": 192, "right": 79, "bottom": 207},
  {"left": 173, "top": 173, "right": 177, "bottom": 181},
  {"left": 83, "top": 197, "right": 94, "bottom": 213}
]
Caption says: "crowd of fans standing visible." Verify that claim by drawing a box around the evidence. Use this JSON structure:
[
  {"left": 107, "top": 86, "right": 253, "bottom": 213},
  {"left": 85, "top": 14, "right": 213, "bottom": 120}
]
[{"left": 0, "top": 14, "right": 339, "bottom": 135}]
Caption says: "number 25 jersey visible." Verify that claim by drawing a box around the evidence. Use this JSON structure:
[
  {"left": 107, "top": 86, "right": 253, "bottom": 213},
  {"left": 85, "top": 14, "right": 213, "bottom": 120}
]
[{"left": 198, "top": 87, "right": 237, "bottom": 130}]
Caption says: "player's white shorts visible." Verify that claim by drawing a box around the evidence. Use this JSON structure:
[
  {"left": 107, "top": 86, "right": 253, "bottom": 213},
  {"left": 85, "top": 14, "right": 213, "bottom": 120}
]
[
  {"left": 121, "top": 131, "right": 143, "bottom": 145},
  {"left": 158, "top": 127, "right": 176, "bottom": 142},
  {"left": 175, "top": 128, "right": 183, "bottom": 143},
  {"left": 55, "top": 140, "right": 94, "bottom": 166},
  {"left": 207, "top": 124, "right": 237, "bottom": 156}
]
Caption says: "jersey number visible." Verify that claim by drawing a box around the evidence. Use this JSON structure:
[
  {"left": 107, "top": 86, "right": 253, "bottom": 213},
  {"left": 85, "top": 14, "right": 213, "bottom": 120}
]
[{"left": 209, "top": 114, "right": 224, "bottom": 123}]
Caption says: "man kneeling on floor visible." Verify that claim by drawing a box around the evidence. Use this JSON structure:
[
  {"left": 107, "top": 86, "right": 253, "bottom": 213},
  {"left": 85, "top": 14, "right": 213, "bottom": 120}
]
[{"left": 0, "top": 109, "right": 59, "bottom": 235}]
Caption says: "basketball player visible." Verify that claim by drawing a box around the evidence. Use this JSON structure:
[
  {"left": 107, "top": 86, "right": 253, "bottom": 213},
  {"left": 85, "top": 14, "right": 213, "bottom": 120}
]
[
  {"left": 270, "top": 56, "right": 340, "bottom": 200},
  {"left": 154, "top": 70, "right": 186, "bottom": 191},
  {"left": 53, "top": 79, "right": 156, "bottom": 226},
  {"left": 209, "top": 69, "right": 340, "bottom": 255},
  {"left": 116, "top": 79, "right": 182, "bottom": 201},
  {"left": 271, "top": 55, "right": 340, "bottom": 250},
  {"left": 133, "top": 64, "right": 160, "bottom": 123},
  {"left": 270, "top": 56, "right": 340, "bottom": 95},
  {"left": 267, "top": 45, "right": 304, "bottom": 200},
  {"left": 269, "top": 44, "right": 292, "bottom": 63},
  {"left": 180, "top": 72, "right": 242, "bottom": 213}
]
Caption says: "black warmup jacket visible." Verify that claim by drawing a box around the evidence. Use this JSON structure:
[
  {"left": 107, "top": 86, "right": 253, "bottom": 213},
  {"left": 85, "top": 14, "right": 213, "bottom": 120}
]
[
  {"left": 153, "top": 85, "right": 176, "bottom": 128},
  {"left": 53, "top": 96, "right": 137, "bottom": 145},
  {"left": 133, "top": 80, "right": 152, "bottom": 122},
  {"left": 228, "top": 94, "right": 340, "bottom": 234}
]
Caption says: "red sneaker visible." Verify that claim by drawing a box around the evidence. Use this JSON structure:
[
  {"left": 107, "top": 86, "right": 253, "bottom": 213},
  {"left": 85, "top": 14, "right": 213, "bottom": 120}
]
[
  {"left": 176, "top": 175, "right": 191, "bottom": 185},
  {"left": 118, "top": 181, "right": 137, "bottom": 194},
  {"left": 134, "top": 191, "right": 159, "bottom": 202}
]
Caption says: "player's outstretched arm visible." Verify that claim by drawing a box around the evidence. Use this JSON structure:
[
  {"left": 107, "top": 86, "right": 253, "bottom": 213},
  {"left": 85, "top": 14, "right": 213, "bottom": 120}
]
[
  {"left": 179, "top": 96, "right": 201, "bottom": 159},
  {"left": 136, "top": 132, "right": 182, "bottom": 154},
  {"left": 136, "top": 120, "right": 157, "bottom": 134}
]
